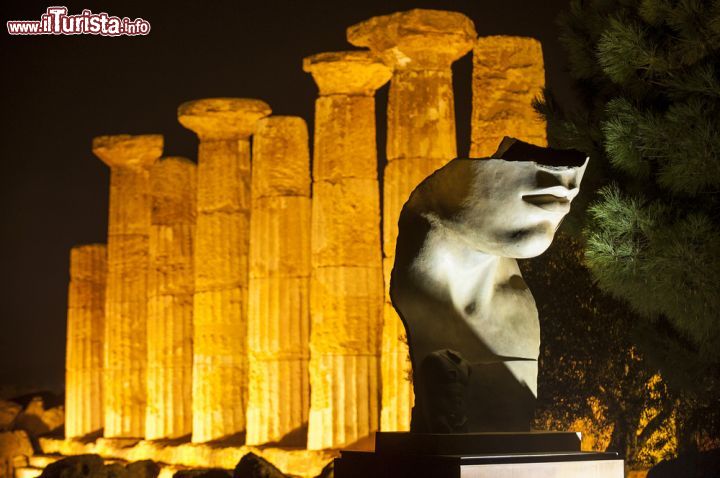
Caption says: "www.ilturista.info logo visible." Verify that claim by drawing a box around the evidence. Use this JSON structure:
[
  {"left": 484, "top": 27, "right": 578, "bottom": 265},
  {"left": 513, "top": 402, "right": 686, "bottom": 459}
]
[{"left": 7, "top": 6, "right": 151, "bottom": 36}]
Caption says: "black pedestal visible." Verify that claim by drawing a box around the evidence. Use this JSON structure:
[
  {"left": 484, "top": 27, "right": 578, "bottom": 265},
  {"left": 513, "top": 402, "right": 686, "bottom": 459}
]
[{"left": 334, "top": 432, "right": 624, "bottom": 478}]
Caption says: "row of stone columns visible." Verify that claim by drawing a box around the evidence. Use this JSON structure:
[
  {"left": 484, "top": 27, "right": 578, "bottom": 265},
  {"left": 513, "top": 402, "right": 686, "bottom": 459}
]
[{"left": 65, "top": 8, "right": 546, "bottom": 447}]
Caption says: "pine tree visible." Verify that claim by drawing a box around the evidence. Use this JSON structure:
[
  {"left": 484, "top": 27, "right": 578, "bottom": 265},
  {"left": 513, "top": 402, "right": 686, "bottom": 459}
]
[{"left": 537, "top": 0, "right": 720, "bottom": 452}]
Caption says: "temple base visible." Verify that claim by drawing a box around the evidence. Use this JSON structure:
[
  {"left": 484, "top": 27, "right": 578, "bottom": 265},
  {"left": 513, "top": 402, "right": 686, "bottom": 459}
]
[{"left": 334, "top": 432, "right": 624, "bottom": 478}]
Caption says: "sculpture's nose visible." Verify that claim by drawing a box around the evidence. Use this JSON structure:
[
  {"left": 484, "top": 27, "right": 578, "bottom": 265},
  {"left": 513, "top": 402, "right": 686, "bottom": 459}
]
[{"left": 535, "top": 167, "right": 579, "bottom": 192}]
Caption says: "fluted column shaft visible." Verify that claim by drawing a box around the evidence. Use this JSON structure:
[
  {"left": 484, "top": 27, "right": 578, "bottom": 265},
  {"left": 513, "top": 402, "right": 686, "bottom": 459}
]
[
  {"left": 246, "top": 116, "right": 311, "bottom": 446},
  {"left": 178, "top": 98, "right": 271, "bottom": 443},
  {"left": 146, "top": 157, "right": 196, "bottom": 440},
  {"left": 304, "top": 51, "right": 391, "bottom": 450},
  {"left": 471, "top": 36, "right": 546, "bottom": 157},
  {"left": 65, "top": 244, "right": 106, "bottom": 438},
  {"left": 93, "top": 134, "right": 163, "bottom": 438},
  {"left": 348, "top": 9, "right": 476, "bottom": 432}
]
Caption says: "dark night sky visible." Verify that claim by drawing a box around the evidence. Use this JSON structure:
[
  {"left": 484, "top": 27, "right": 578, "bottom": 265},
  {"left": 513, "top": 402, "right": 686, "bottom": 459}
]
[{"left": 0, "top": 0, "right": 574, "bottom": 392}]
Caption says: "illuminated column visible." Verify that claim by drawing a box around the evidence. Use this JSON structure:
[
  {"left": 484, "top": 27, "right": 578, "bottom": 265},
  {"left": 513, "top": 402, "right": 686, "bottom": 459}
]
[
  {"left": 246, "top": 116, "right": 311, "bottom": 446},
  {"left": 65, "top": 244, "right": 106, "bottom": 438},
  {"left": 347, "top": 9, "right": 476, "bottom": 432},
  {"left": 178, "top": 98, "right": 271, "bottom": 443},
  {"left": 303, "top": 51, "right": 391, "bottom": 449},
  {"left": 471, "top": 36, "right": 546, "bottom": 157},
  {"left": 93, "top": 134, "right": 163, "bottom": 438},
  {"left": 146, "top": 157, "right": 196, "bottom": 440}
]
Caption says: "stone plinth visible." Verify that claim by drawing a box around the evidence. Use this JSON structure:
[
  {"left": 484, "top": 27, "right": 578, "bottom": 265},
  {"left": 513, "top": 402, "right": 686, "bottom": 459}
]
[
  {"left": 146, "top": 157, "right": 197, "bottom": 440},
  {"left": 335, "top": 432, "right": 622, "bottom": 478},
  {"left": 178, "top": 98, "right": 271, "bottom": 443},
  {"left": 93, "top": 134, "right": 163, "bottom": 438},
  {"left": 471, "top": 36, "right": 546, "bottom": 157},
  {"left": 65, "top": 244, "right": 106, "bottom": 438},
  {"left": 303, "top": 51, "right": 390, "bottom": 450},
  {"left": 246, "top": 116, "right": 311, "bottom": 446},
  {"left": 347, "top": 9, "right": 476, "bottom": 432}
]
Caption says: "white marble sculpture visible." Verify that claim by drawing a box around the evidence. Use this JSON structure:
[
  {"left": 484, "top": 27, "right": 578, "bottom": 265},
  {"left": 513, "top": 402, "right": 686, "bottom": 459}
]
[{"left": 390, "top": 137, "right": 588, "bottom": 433}]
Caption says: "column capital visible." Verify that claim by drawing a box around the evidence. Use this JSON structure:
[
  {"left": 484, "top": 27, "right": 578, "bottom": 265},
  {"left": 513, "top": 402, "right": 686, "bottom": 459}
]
[
  {"left": 474, "top": 35, "right": 543, "bottom": 64},
  {"left": 303, "top": 51, "right": 391, "bottom": 96},
  {"left": 347, "top": 9, "right": 476, "bottom": 70},
  {"left": 178, "top": 98, "right": 272, "bottom": 140},
  {"left": 92, "top": 134, "right": 163, "bottom": 169}
]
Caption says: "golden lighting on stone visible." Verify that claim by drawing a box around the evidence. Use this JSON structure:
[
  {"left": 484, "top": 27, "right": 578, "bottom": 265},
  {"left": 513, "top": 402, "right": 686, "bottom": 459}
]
[
  {"left": 246, "top": 116, "right": 311, "bottom": 446},
  {"left": 60, "top": 9, "right": 554, "bottom": 473},
  {"left": 65, "top": 244, "right": 106, "bottom": 438},
  {"left": 178, "top": 98, "right": 272, "bottom": 443},
  {"left": 146, "top": 157, "right": 197, "bottom": 440},
  {"left": 348, "top": 9, "right": 476, "bottom": 433},
  {"left": 471, "top": 36, "right": 547, "bottom": 156},
  {"left": 93, "top": 133, "right": 164, "bottom": 439},
  {"left": 304, "top": 50, "right": 390, "bottom": 450}
]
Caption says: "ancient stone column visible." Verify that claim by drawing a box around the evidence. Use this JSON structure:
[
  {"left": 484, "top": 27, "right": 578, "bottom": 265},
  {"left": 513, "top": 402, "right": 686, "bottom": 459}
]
[
  {"left": 471, "top": 36, "right": 546, "bottom": 157},
  {"left": 303, "top": 51, "right": 391, "bottom": 450},
  {"left": 347, "top": 9, "right": 476, "bottom": 432},
  {"left": 178, "top": 98, "right": 271, "bottom": 443},
  {"left": 146, "top": 157, "right": 196, "bottom": 440},
  {"left": 93, "top": 134, "right": 163, "bottom": 438},
  {"left": 246, "top": 116, "right": 311, "bottom": 446},
  {"left": 65, "top": 244, "right": 106, "bottom": 438}
]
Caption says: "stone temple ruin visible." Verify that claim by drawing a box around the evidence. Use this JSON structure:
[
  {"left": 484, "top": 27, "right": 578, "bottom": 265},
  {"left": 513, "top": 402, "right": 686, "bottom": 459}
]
[{"left": 54, "top": 9, "right": 546, "bottom": 478}]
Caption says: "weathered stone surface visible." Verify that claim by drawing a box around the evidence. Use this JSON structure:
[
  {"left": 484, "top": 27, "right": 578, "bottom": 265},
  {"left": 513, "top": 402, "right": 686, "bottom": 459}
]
[
  {"left": 92, "top": 135, "right": 163, "bottom": 169},
  {"left": 14, "top": 397, "right": 64, "bottom": 437},
  {"left": 378, "top": 301, "right": 412, "bottom": 434},
  {"left": 471, "top": 36, "right": 546, "bottom": 157},
  {"left": 246, "top": 116, "right": 311, "bottom": 446},
  {"left": 146, "top": 158, "right": 196, "bottom": 440},
  {"left": 347, "top": 10, "right": 475, "bottom": 433},
  {"left": 310, "top": 180, "right": 381, "bottom": 268},
  {"left": 65, "top": 244, "right": 106, "bottom": 439},
  {"left": 304, "top": 53, "right": 388, "bottom": 183},
  {"left": 125, "top": 460, "right": 160, "bottom": 478},
  {"left": 93, "top": 134, "right": 163, "bottom": 439},
  {"left": 305, "top": 51, "right": 385, "bottom": 449},
  {"left": 38, "top": 455, "right": 105, "bottom": 478},
  {"left": 178, "top": 98, "right": 271, "bottom": 443},
  {"left": 0, "top": 431, "right": 33, "bottom": 478},
  {"left": 249, "top": 198, "right": 310, "bottom": 279},
  {"left": 252, "top": 117, "right": 310, "bottom": 199},
  {"left": 0, "top": 400, "right": 21, "bottom": 431},
  {"left": 40, "top": 437, "right": 337, "bottom": 478},
  {"left": 386, "top": 70, "right": 457, "bottom": 162},
  {"left": 178, "top": 99, "right": 271, "bottom": 141},
  {"left": 346, "top": 9, "right": 476, "bottom": 69},
  {"left": 311, "top": 97, "right": 380, "bottom": 182},
  {"left": 306, "top": 353, "right": 380, "bottom": 451},
  {"left": 303, "top": 52, "right": 391, "bottom": 96},
  {"left": 309, "top": 267, "right": 383, "bottom": 356},
  {"left": 233, "top": 453, "right": 286, "bottom": 478}
]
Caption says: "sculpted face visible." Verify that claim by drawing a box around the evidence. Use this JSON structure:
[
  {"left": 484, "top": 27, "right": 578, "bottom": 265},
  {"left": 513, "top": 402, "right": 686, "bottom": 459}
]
[{"left": 421, "top": 139, "right": 588, "bottom": 259}]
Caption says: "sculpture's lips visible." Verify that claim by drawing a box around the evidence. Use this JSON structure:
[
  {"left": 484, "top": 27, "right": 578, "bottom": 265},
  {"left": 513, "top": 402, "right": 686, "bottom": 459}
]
[{"left": 522, "top": 193, "right": 571, "bottom": 213}]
